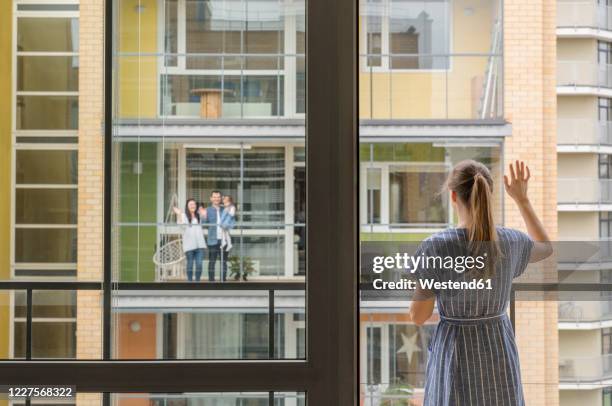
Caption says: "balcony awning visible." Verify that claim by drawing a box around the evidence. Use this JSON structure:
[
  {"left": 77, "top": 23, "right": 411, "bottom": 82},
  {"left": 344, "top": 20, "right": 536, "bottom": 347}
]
[{"left": 113, "top": 119, "right": 512, "bottom": 143}]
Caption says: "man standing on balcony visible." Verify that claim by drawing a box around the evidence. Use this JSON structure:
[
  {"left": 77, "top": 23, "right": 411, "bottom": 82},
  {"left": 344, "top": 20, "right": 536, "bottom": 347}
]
[{"left": 200, "top": 190, "right": 228, "bottom": 282}]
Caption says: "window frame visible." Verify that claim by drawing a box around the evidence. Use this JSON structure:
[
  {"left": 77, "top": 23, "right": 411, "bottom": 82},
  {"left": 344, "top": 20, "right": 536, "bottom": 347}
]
[{"left": 1, "top": 1, "right": 358, "bottom": 406}]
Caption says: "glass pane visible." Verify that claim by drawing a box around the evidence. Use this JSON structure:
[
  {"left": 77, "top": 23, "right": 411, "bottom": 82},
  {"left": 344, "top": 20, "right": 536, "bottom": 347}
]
[
  {"left": 17, "top": 56, "right": 79, "bottom": 92},
  {"left": 15, "top": 228, "right": 77, "bottom": 263},
  {"left": 15, "top": 189, "right": 77, "bottom": 224},
  {"left": 0, "top": 291, "right": 23, "bottom": 359},
  {"left": 16, "top": 96, "right": 79, "bottom": 130},
  {"left": 17, "top": 18, "right": 79, "bottom": 52},
  {"left": 359, "top": 0, "right": 502, "bottom": 120},
  {"left": 10, "top": 290, "right": 92, "bottom": 360},
  {"left": 112, "top": 0, "right": 306, "bottom": 360},
  {"left": 16, "top": 150, "right": 78, "bottom": 185}
]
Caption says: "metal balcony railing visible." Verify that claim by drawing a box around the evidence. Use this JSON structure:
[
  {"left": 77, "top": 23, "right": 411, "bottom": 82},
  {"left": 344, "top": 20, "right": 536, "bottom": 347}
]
[
  {"left": 558, "top": 119, "right": 612, "bottom": 146},
  {"left": 558, "top": 178, "right": 612, "bottom": 204}
]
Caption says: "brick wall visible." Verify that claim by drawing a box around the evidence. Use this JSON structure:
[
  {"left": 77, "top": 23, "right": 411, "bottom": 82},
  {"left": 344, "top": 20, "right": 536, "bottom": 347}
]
[
  {"left": 504, "top": 0, "right": 559, "bottom": 404},
  {"left": 77, "top": 0, "right": 105, "bottom": 360}
]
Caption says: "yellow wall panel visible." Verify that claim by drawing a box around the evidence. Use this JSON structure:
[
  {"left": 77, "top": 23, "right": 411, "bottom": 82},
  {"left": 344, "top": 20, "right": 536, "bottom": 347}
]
[
  {"left": 0, "top": 0, "right": 11, "bottom": 358},
  {"left": 118, "top": 0, "right": 158, "bottom": 118}
]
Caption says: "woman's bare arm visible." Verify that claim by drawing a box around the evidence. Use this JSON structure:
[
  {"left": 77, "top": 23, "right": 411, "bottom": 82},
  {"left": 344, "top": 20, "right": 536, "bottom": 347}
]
[{"left": 504, "top": 160, "right": 553, "bottom": 262}]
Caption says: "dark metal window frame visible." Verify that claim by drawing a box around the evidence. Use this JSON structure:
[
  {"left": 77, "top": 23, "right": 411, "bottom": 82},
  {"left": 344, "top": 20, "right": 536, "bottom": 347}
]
[{"left": 0, "top": 0, "right": 358, "bottom": 403}]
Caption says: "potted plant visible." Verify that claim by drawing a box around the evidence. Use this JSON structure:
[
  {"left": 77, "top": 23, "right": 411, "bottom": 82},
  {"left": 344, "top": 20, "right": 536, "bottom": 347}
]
[
  {"left": 228, "top": 256, "right": 256, "bottom": 281},
  {"left": 380, "top": 381, "right": 414, "bottom": 406}
]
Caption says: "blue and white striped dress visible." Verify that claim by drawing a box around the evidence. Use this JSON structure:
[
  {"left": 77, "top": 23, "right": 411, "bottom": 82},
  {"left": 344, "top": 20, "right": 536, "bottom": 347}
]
[{"left": 415, "top": 227, "right": 533, "bottom": 406}]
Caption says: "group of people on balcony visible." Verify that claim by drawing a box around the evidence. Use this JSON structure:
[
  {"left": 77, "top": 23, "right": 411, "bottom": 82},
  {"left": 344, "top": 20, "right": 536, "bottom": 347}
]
[{"left": 173, "top": 190, "right": 237, "bottom": 282}]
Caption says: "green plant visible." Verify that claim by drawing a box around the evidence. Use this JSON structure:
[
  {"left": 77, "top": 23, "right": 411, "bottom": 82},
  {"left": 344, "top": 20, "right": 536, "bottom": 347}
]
[
  {"left": 228, "top": 256, "right": 256, "bottom": 281},
  {"left": 380, "top": 382, "right": 414, "bottom": 406}
]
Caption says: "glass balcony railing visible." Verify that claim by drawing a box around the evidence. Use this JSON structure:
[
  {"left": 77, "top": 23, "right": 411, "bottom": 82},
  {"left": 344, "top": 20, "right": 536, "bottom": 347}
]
[
  {"left": 559, "top": 300, "right": 612, "bottom": 323},
  {"left": 558, "top": 60, "right": 612, "bottom": 88},
  {"left": 556, "top": 238, "right": 612, "bottom": 269},
  {"left": 359, "top": 54, "right": 503, "bottom": 120},
  {"left": 116, "top": 53, "right": 305, "bottom": 120},
  {"left": 115, "top": 222, "right": 306, "bottom": 282},
  {"left": 558, "top": 1, "right": 612, "bottom": 30},
  {"left": 559, "top": 354, "right": 612, "bottom": 383},
  {"left": 558, "top": 119, "right": 612, "bottom": 146},
  {"left": 558, "top": 178, "right": 612, "bottom": 204}
]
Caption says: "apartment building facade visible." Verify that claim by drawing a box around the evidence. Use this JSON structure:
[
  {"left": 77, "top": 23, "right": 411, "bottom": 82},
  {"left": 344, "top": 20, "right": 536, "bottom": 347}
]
[
  {"left": 0, "top": 0, "right": 559, "bottom": 405},
  {"left": 557, "top": 1, "right": 612, "bottom": 405}
]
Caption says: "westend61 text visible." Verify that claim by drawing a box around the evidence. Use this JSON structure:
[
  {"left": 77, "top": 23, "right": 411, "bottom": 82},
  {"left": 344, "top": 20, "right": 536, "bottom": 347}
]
[{"left": 372, "top": 278, "right": 493, "bottom": 291}]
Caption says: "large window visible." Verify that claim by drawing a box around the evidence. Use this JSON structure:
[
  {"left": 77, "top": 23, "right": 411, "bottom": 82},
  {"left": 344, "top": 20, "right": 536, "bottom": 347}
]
[
  {"left": 157, "top": 0, "right": 303, "bottom": 118},
  {"left": 11, "top": 2, "right": 79, "bottom": 280}
]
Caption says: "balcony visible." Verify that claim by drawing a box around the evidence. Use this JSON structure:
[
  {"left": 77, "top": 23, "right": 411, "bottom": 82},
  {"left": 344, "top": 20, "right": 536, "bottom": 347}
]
[
  {"left": 559, "top": 301, "right": 612, "bottom": 327},
  {"left": 559, "top": 354, "right": 612, "bottom": 386},
  {"left": 558, "top": 0, "right": 612, "bottom": 31},
  {"left": 558, "top": 119, "right": 612, "bottom": 150},
  {"left": 558, "top": 178, "right": 612, "bottom": 209},
  {"left": 556, "top": 238, "right": 612, "bottom": 270},
  {"left": 116, "top": 53, "right": 305, "bottom": 121},
  {"left": 558, "top": 61, "right": 612, "bottom": 95},
  {"left": 359, "top": 54, "right": 503, "bottom": 120},
  {"left": 115, "top": 223, "right": 306, "bottom": 283}
]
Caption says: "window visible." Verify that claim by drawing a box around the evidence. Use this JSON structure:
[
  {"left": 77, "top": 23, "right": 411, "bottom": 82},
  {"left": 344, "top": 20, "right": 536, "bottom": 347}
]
[
  {"left": 361, "top": 0, "right": 451, "bottom": 70},
  {"left": 12, "top": 3, "right": 79, "bottom": 279},
  {"left": 157, "top": 0, "right": 303, "bottom": 118},
  {"left": 360, "top": 142, "right": 502, "bottom": 230},
  {"left": 600, "top": 154, "right": 612, "bottom": 179}
]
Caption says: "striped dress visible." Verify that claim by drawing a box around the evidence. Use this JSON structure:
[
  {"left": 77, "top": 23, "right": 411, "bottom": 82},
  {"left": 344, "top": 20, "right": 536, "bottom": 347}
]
[{"left": 415, "top": 227, "right": 533, "bottom": 406}]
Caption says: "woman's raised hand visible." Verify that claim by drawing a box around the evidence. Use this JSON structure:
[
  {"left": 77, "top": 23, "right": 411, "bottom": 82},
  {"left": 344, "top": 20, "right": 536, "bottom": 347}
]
[
  {"left": 504, "top": 160, "right": 530, "bottom": 204},
  {"left": 172, "top": 206, "right": 182, "bottom": 215}
]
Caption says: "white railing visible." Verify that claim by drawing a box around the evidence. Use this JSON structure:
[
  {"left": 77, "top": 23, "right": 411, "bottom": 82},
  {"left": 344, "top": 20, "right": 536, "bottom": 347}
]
[
  {"left": 558, "top": 61, "right": 612, "bottom": 88},
  {"left": 559, "top": 300, "right": 612, "bottom": 323},
  {"left": 559, "top": 354, "right": 612, "bottom": 382},
  {"left": 558, "top": 178, "right": 612, "bottom": 204},
  {"left": 558, "top": 1, "right": 612, "bottom": 30},
  {"left": 558, "top": 119, "right": 612, "bottom": 146}
]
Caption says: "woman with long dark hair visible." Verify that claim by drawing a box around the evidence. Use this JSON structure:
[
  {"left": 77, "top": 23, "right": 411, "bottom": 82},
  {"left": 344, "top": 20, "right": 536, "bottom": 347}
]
[
  {"left": 409, "top": 160, "right": 552, "bottom": 405},
  {"left": 173, "top": 198, "right": 206, "bottom": 282}
]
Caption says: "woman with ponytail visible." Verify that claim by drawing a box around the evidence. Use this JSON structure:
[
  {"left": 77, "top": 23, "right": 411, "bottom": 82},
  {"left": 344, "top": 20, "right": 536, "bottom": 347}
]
[{"left": 409, "top": 160, "right": 552, "bottom": 406}]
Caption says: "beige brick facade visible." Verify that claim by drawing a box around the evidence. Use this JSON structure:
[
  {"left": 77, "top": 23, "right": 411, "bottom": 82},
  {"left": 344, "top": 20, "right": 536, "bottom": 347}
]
[
  {"left": 504, "top": 0, "right": 559, "bottom": 404},
  {"left": 77, "top": 0, "right": 105, "bottom": 360}
]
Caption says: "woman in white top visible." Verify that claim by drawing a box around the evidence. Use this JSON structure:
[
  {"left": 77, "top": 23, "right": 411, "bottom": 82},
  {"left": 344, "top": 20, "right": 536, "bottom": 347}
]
[{"left": 173, "top": 199, "right": 206, "bottom": 281}]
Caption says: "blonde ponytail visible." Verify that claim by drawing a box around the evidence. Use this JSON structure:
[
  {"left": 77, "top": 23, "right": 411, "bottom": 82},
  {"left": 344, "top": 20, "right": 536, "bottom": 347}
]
[{"left": 446, "top": 160, "right": 501, "bottom": 276}]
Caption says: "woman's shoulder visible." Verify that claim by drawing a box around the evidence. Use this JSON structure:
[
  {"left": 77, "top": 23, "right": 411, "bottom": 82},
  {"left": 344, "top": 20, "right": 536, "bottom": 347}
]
[{"left": 495, "top": 226, "right": 532, "bottom": 242}]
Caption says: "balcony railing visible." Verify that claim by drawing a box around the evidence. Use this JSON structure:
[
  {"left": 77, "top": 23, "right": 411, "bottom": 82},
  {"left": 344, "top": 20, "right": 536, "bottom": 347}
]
[
  {"left": 116, "top": 53, "right": 305, "bottom": 120},
  {"left": 559, "top": 300, "right": 612, "bottom": 323},
  {"left": 359, "top": 53, "right": 503, "bottom": 120},
  {"left": 558, "top": 119, "right": 612, "bottom": 146},
  {"left": 558, "top": 1, "right": 612, "bottom": 30},
  {"left": 556, "top": 238, "right": 612, "bottom": 269},
  {"left": 559, "top": 354, "right": 612, "bottom": 383},
  {"left": 558, "top": 61, "right": 612, "bottom": 88},
  {"left": 114, "top": 222, "right": 306, "bottom": 282},
  {"left": 558, "top": 178, "right": 612, "bottom": 204}
]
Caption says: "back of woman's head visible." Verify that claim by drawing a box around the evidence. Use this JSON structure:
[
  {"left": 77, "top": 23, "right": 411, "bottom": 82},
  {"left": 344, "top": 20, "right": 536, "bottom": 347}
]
[{"left": 445, "top": 160, "right": 500, "bottom": 274}]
